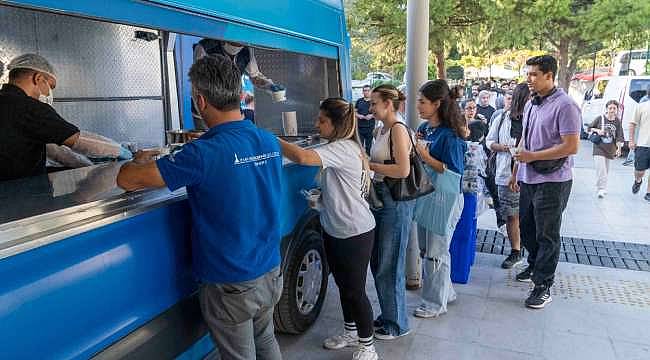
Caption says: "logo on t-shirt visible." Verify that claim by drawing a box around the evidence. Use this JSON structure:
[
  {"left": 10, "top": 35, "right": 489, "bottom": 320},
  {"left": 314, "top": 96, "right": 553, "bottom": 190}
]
[{"left": 234, "top": 151, "right": 280, "bottom": 167}]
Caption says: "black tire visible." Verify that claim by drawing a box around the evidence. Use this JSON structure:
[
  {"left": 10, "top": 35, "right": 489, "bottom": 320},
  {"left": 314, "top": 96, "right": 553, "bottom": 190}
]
[{"left": 274, "top": 229, "right": 328, "bottom": 334}]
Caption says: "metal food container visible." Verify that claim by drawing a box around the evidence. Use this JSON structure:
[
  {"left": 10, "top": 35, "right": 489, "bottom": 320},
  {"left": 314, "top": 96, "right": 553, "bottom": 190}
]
[{"left": 165, "top": 129, "right": 205, "bottom": 144}]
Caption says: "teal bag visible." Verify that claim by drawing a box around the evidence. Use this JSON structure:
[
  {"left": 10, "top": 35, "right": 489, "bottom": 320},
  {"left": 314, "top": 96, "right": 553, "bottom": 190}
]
[{"left": 413, "top": 166, "right": 462, "bottom": 235}]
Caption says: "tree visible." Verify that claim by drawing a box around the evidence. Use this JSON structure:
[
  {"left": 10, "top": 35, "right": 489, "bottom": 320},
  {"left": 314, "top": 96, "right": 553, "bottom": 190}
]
[
  {"left": 347, "top": 0, "right": 487, "bottom": 80},
  {"left": 481, "top": 0, "right": 650, "bottom": 90}
]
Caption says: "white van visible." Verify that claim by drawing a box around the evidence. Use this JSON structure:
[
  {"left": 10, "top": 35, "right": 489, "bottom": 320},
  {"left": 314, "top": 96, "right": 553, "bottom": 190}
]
[
  {"left": 581, "top": 76, "right": 650, "bottom": 141},
  {"left": 612, "top": 50, "right": 649, "bottom": 76}
]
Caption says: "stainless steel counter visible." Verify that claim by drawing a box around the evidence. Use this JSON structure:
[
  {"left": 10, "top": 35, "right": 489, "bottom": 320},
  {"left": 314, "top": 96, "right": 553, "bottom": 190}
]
[
  {"left": 0, "top": 135, "right": 325, "bottom": 260},
  {"left": 0, "top": 162, "right": 186, "bottom": 260}
]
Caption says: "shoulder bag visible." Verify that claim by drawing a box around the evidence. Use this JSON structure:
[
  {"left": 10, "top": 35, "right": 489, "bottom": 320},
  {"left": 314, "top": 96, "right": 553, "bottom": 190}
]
[
  {"left": 383, "top": 122, "right": 435, "bottom": 201},
  {"left": 588, "top": 116, "right": 603, "bottom": 145},
  {"left": 523, "top": 107, "right": 567, "bottom": 174}
]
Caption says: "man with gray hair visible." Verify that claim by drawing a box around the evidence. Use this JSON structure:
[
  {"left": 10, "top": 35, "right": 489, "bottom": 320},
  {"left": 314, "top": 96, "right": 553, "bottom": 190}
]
[
  {"left": 117, "top": 54, "right": 284, "bottom": 360},
  {"left": 476, "top": 89, "right": 496, "bottom": 122}
]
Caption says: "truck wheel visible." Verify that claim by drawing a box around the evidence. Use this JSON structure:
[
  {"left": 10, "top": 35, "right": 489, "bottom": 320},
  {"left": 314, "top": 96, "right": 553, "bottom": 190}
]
[{"left": 274, "top": 229, "right": 328, "bottom": 334}]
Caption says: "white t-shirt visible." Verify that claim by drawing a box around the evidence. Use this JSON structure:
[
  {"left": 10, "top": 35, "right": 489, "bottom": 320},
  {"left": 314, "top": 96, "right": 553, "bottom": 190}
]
[
  {"left": 485, "top": 111, "right": 515, "bottom": 186},
  {"left": 313, "top": 139, "right": 376, "bottom": 239},
  {"left": 370, "top": 121, "right": 413, "bottom": 181},
  {"left": 632, "top": 101, "right": 650, "bottom": 147}
]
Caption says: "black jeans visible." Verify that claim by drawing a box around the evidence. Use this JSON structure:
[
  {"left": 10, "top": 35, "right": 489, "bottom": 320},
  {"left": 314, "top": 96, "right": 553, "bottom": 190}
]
[
  {"left": 358, "top": 127, "right": 374, "bottom": 156},
  {"left": 519, "top": 180, "right": 572, "bottom": 287},
  {"left": 323, "top": 229, "right": 375, "bottom": 338}
]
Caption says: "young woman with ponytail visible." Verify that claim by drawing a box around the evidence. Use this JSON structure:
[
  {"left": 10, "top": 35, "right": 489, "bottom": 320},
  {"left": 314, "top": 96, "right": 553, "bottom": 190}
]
[
  {"left": 367, "top": 84, "right": 415, "bottom": 340},
  {"left": 413, "top": 80, "right": 468, "bottom": 318},
  {"left": 278, "top": 98, "right": 378, "bottom": 360}
]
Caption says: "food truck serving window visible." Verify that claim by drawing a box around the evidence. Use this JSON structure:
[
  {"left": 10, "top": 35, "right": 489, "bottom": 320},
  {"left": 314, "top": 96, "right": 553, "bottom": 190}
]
[{"left": 0, "top": 4, "right": 341, "bottom": 227}]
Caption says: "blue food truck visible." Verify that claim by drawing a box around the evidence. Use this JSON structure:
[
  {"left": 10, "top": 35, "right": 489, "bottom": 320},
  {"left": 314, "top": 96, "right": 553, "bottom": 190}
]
[{"left": 0, "top": 1, "right": 351, "bottom": 358}]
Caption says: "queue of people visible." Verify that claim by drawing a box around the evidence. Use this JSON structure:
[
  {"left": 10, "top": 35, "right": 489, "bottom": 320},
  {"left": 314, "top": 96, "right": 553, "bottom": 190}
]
[
  {"left": 116, "top": 53, "right": 583, "bottom": 359},
  {"left": 0, "top": 51, "right": 577, "bottom": 359}
]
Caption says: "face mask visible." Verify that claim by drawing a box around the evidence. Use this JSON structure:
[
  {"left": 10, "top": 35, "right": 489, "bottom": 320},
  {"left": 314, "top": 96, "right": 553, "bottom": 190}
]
[
  {"left": 39, "top": 86, "right": 54, "bottom": 106},
  {"left": 223, "top": 43, "right": 244, "bottom": 56}
]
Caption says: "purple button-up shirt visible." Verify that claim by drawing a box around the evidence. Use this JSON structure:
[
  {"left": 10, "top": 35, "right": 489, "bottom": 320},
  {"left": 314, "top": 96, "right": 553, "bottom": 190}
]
[{"left": 517, "top": 88, "right": 581, "bottom": 184}]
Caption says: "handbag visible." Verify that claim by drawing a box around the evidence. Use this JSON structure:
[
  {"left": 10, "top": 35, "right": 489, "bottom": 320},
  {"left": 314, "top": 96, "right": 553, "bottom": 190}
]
[
  {"left": 413, "top": 166, "right": 462, "bottom": 235},
  {"left": 588, "top": 116, "right": 604, "bottom": 144},
  {"left": 523, "top": 106, "right": 567, "bottom": 174},
  {"left": 360, "top": 145, "right": 383, "bottom": 210},
  {"left": 383, "top": 122, "right": 435, "bottom": 201}
]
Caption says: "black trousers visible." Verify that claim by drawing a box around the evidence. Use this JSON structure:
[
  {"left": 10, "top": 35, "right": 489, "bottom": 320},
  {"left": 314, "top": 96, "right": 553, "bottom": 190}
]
[
  {"left": 519, "top": 180, "right": 572, "bottom": 287},
  {"left": 358, "top": 127, "right": 374, "bottom": 156},
  {"left": 323, "top": 229, "right": 375, "bottom": 338}
]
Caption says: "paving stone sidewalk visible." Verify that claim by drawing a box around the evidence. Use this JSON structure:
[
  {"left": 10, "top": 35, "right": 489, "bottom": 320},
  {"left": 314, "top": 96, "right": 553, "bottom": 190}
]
[
  {"left": 478, "top": 140, "right": 650, "bottom": 245},
  {"left": 278, "top": 252, "right": 650, "bottom": 360}
]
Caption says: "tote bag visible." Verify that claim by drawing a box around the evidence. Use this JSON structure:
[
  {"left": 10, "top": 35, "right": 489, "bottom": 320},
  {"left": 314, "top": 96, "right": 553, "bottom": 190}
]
[{"left": 413, "top": 165, "right": 462, "bottom": 235}]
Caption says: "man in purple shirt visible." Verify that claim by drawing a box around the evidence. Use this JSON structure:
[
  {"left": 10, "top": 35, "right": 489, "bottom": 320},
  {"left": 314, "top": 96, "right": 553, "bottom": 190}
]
[{"left": 508, "top": 55, "right": 580, "bottom": 309}]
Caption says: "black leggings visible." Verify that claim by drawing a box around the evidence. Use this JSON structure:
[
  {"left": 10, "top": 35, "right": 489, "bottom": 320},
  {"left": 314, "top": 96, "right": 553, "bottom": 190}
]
[{"left": 323, "top": 229, "right": 375, "bottom": 338}]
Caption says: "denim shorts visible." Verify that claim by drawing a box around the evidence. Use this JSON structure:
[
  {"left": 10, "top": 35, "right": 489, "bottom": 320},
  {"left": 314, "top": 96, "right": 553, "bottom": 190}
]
[{"left": 497, "top": 185, "right": 519, "bottom": 218}]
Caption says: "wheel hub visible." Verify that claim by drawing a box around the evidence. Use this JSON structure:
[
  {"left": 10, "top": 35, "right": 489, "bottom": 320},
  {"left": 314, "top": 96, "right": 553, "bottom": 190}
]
[{"left": 295, "top": 249, "right": 323, "bottom": 315}]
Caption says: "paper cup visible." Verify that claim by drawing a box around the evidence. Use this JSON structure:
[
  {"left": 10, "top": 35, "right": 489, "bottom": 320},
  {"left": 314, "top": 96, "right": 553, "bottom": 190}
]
[
  {"left": 282, "top": 111, "right": 298, "bottom": 136},
  {"left": 272, "top": 89, "right": 286, "bottom": 102}
]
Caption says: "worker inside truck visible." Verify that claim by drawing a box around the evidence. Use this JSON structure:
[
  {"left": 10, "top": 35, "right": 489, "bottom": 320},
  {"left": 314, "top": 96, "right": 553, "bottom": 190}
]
[
  {"left": 0, "top": 53, "right": 132, "bottom": 182},
  {"left": 191, "top": 39, "right": 286, "bottom": 129}
]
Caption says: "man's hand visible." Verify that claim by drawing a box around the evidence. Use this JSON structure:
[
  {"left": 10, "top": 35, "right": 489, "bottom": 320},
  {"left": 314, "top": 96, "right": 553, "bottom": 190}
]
[
  {"left": 513, "top": 150, "right": 536, "bottom": 163},
  {"left": 629, "top": 141, "right": 636, "bottom": 151},
  {"left": 508, "top": 175, "right": 520, "bottom": 193},
  {"left": 133, "top": 150, "right": 160, "bottom": 164}
]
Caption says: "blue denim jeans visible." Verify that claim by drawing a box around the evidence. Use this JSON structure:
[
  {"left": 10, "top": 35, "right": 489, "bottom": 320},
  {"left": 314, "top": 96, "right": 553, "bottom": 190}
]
[
  {"left": 370, "top": 182, "right": 415, "bottom": 336},
  {"left": 417, "top": 192, "right": 464, "bottom": 316}
]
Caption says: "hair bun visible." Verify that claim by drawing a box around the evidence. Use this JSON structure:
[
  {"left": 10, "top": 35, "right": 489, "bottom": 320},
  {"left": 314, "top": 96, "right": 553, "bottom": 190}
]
[{"left": 397, "top": 90, "right": 406, "bottom": 102}]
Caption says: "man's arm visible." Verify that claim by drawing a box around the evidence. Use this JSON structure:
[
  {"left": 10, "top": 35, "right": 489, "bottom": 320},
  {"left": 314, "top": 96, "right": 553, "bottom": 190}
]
[
  {"left": 515, "top": 134, "right": 579, "bottom": 163},
  {"left": 62, "top": 132, "right": 80, "bottom": 148},
  {"left": 117, "top": 151, "right": 166, "bottom": 191},
  {"left": 247, "top": 48, "right": 274, "bottom": 90}
]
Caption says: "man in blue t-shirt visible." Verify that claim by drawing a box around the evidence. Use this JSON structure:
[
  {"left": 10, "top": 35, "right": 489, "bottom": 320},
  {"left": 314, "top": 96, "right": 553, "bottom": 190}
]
[{"left": 117, "top": 55, "right": 283, "bottom": 360}]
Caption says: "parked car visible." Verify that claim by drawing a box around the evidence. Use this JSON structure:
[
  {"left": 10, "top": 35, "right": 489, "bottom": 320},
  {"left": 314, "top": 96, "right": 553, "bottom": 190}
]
[{"left": 581, "top": 76, "right": 650, "bottom": 141}]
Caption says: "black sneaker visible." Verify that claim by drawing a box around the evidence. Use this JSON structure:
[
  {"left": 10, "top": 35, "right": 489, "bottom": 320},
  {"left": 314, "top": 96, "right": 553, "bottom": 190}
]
[
  {"left": 501, "top": 251, "right": 523, "bottom": 269},
  {"left": 515, "top": 266, "right": 533, "bottom": 282},
  {"left": 645, "top": 193, "right": 650, "bottom": 202},
  {"left": 633, "top": 180, "right": 642, "bottom": 194},
  {"left": 373, "top": 318, "right": 383, "bottom": 329},
  {"left": 525, "top": 285, "right": 552, "bottom": 309}
]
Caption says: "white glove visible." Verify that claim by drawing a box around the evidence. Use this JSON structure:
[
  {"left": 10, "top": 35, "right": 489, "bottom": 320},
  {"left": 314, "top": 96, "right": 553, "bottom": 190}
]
[
  {"left": 46, "top": 144, "right": 93, "bottom": 168},
  {"left": 71, "top": 131, "right": 122, "bottom": 158}
]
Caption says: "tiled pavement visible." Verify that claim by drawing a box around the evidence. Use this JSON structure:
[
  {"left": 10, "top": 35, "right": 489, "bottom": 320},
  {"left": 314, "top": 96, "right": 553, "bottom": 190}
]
[
  {"left": 278, "top": 253, "right": 650, "bottom": 360},
  {"left": 478, "top": 140, "right": 650, "bottom": 245}
]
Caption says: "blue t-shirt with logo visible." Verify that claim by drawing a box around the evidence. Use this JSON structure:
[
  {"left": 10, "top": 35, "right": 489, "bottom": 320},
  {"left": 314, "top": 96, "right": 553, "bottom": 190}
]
[
  {"left": 417, "top": 123, "right": 467, "bottom": 174},
  {"left": 157, "top": 120, "right": 282, "bottom": 283}
]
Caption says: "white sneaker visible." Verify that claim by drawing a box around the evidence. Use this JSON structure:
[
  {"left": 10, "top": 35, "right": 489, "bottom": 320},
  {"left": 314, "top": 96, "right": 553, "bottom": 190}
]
[
  {"left": 413, "top": 303, "right": 443, "bottom": 318},
  {"left": 352, "top": 346, "right": 378, "bottom": 360},
  {"left": 323, "top": 332, "right": 359, "bottom": 350},
  {"left": 497, "top": 224, "right": 508, "bottom": 239},
  {"left": 597, "top": 190, "right": 606, "bottom": 198}
]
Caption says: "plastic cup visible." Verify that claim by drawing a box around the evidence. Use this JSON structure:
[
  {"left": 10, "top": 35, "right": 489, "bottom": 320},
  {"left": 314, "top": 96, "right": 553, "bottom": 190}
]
[
  {"left": 272, "top": 89, "right": 286, "bottom": 102},
  {"left": 282, "top": 111, "right": 298, "bottom": 136}
]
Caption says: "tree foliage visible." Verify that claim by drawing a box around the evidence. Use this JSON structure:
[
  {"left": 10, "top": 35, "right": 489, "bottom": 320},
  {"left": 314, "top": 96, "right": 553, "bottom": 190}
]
[{"left": 345, "top": 0, "right": 650, "bottom": 88}]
